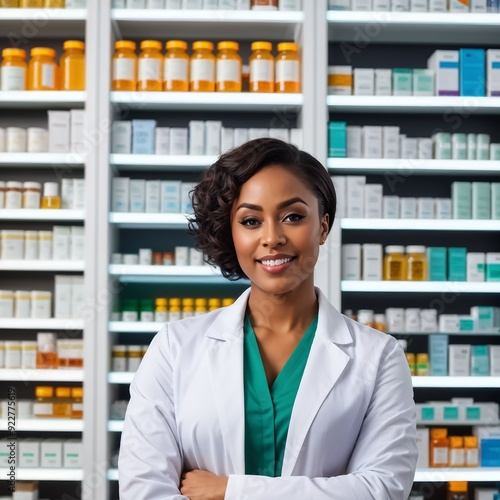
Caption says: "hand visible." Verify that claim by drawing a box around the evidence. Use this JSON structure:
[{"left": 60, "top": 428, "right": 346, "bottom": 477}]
[{"left": 180, "top": 469, "right": 228, "bottom": 500}]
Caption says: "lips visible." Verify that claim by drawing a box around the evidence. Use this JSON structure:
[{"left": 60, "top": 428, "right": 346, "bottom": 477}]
[{"left": 256, "top": 256, "right": 296, "bottom": 274}]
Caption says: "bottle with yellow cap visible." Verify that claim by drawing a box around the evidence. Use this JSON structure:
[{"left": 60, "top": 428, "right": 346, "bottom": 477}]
[
  {"left": 138, "top": 40, "right": 163, "bottom": 92},
  {"left": 112, "top": 40, "right": 137, "bottom": 91},
  {"left": 53, "top": 386, "right": 72, "bottom": 418},
  {"left": 169, "top": 298, "right": 181, "bottom": 321},
  {"left": 208, "top": 298, "right": 221, "bottom": 311},
  {"left": 70, "top": 387, "right": 83, "bottom": 419},
  {"left": 222, "top": 298, "right": 235, "bottom": 307},
  {"left": 249, "top": 41, "right": 274, "bottom": 93},
  {"left": 44, "top": 0, "right": 65, "bottom": 6},
  {"left": 1, "top": 49, "right": 27, "bottom": 91},
  {"left": 34, "top": 386, "right": 54, "bottom": 418},
  {"left": 154, "top": 298, "right": 168, "bottom": 322},
  {"left": 447, "top": 481, "right": 469, "bottom": 500},
  {"left": 19, "top": 0, "right": 42, "bottom": 6},
  {"left": 28, "top": 47, "right": 59, "bottom": 91},
  {"left": 190, "top": 41, "right": 215, "bottom": 92},
  {"left": 182, "top": 298, "right": 195, "bottom": 319},
  {"left": 275, "top": 42, "right": 300, "bottom": 93},
  {"left": 164, "top": 40, "right": 189, "bottom": 92},
  {"left": 430, "top": 428, "right": 449, "bottom": 467},
  {"left": 194, "top": 298, "right": 207, "bottom": 317},
  {"left": 216, "top": 41, "right": 241, "bottom": 92},
  {"left": 60, "top": 40, "right": 85, "bottom": 91},
  {"left": 2, "top": 0, "right": 20, "bottom": 6}
]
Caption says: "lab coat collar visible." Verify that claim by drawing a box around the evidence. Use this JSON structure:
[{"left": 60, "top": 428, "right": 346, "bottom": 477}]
[{"left": 204, "top": 286, "right": 354, "bottom": 346}]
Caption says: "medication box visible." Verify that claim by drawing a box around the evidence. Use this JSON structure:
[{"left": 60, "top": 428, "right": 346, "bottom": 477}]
[
  {"left": 347, "top": 126, "right": 362, "bottom": 158},
  {"left": 486, "top": 49, "right": 500, "bottom": 96},
  {"left": 429, "top": 334, "right": 449, "bottom": 376},
  {"left": 428, "top": 50, "right": 459, "bottom": 96},
  {"left": 132, "top": 120, "right": 156, "bottom": 155},
  {"left": 460, "top": 48, "right": 486, "bottom": 96},
  {"left": 41, "top": 438, "right": 63, "bottom": 468},
  {"left": 328, "top": 121, "right": 347, "bottom": 158},
  {"left": 448, "top": 247, "right": 467, "bottom": 281},
  {"left": 427, "top": 247, "right": 447, "bottom": 281}
]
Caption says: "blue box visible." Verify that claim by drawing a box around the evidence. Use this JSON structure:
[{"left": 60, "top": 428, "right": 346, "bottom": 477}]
[
  {"left": 328, "top": 121, "right": 346, "bottom": 158},
  {"left": 480, "top": 439, "right": 500, "bottom": 466},
  {"left": 459, "top": 48, "right": 486, "bottom": 96},
  {"left": 427, "top": 247, "right": 447, "bottom": 281},
  {"left": 132, "top": 119, "right": 157, "bottom": 155},
  {"left": 429, "top": 335, "right": 449, "bottom": 376},
  {"left": 448, "top": 247, "right": 467, "bottom": 281}
]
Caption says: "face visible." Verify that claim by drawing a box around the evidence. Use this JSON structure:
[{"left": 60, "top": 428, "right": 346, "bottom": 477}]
[{"left": 230, "top": 165, "right": 329, "bottom": 296}]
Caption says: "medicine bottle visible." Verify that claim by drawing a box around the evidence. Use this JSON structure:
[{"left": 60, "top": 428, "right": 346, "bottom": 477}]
[
  {"left": 195, "top": 298, "right": 207, "bottom": 316},
  {"left": 430, "top": 428, "right": 449, "bottom": 467},
  {"left": 28, "top": 47, "right": 59, "bottom": 91},
  {"left": 208, "top": 298, "right": 221, "bottom": 311},
  {"left": 137, "top": 40, "right": 163, "bottom": 92},
  {"left": 169, "top": 301, "right": 181, "bottom": 321},
  {"left": 447, "top": 482, "right": 469, "bottom": 500},
  {"left": 41, "top": 182, "right": 61, "bottom": 209},
  {"left": 190, "top": 41, "right": 215, "bottom": 92},
  {"left": 275, "top": 42, "right": 300, "bottom": 93},
  {"left": 127, "top": 345, "right": 142, "bottom": 372},
  {"left": 2, "top": 0, "right": 20, "bottom": 6},
  {"left": 112, "top": 40, "right": 137, "bottom": 91},
  {"left": 1, "top": 49, "right": 28, "bottom": 91},
  {"left": 241, "top": 65, "right": 250, "bottom": 92},
  {"left": 464, "top": 436, "right": 478, "bottom": 467},
  {"left": 182, "top": 298, "right": 195, "bottom": 319},
  {"left": 155, "top": 298, "right": 168, "bottom": 322},
  {"left": 374, "top": 314, "right": 386, "bottom": 332},
  {"left": 5, "top": 181, "right": 23, "bottom": 209},
  {"left": 222, "top": 298, "right": 235, "bottom": 307},
  {"left": 164, "top": 40, "right": 189, "bottom": 92},
  {"left": 53, "top": 386, "right": 72, "bottom": 418},
  {"left": 19, "top": 0, "right": 42, "bottom": 6},
  {"left": 216, "top": 41, "right": 241, "bottom": 92},
  {"left": 405, "top": 353, "right": 416, "bottom": 375},
  {"left": 384, "top": 245, "right": 407, "bottom": 281},
  {"left": 36, "top": 333, "right": 58, "bottom": 369},
  {"left": 60, "top": 40, "right": 85, "bottom": 91},
  {"left": 44, "top": 0, "right": 65, "bottom": 6},
  {"left": 122, "top": 299, "right": 138, "bottom": 321},
  {"left": 357, "top": 309, "right": 374, "bottom": 327},
  {"left": 249, "top": 41, "right": 274, "bottom": 93},
  {"left": 111, "top": 345, "right": 127, "bottom": 372},
  {"left": 22, "top": 182, "right": 42, "bottom": 209},
  {"left": 31, "top": 290, "right": 52, "bottom": 319},
  {"left": 163, "top": 252, "right": 174, "bottom": 265},
  {"left": 416, "top": 353, "right": 429, "bottom": 376},
  {"left": 21, "top": 340, "right": 37, "bottom": 369},
  {"left": 140, "top": 299, "right": 154, "bottom": 322},
  {"left": 15, "top": 290, "right": 31, "bottom": 318},
  {"left": 449, "top": 437, "right": 465, "bottom": 467},
  {"left": 406, "top": 245, "right": 427, "bottom": 281},
  {"left": 34, "top": 386, "right": 54, "bottom": 418},
  {"left": 0, "top": 181, "right": 6, "bottom": 208},
  {"left": 251, "top": 0, "right": 278, "bottom": 8},
  {"left": 71, "top": 387, "right": 83, "bottom": 419}
]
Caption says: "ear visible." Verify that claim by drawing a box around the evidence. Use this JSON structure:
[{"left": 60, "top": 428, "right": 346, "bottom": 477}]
[{"left": 320, "top": 214, "right": 329, "bottom": 244}]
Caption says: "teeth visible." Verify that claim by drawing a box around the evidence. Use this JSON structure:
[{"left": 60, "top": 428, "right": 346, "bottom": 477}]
[{"left": 261, "top": 257, "right": 293, "bottom": 267}]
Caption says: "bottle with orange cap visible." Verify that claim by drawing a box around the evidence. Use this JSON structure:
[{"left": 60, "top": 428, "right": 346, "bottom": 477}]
[
  {"left": 112, "top": 40, "right": 137, "bottom": 91},
  {"left": 19, "top": 0, "right": 42, "bottom": 6},
  {"left": 249, "top": 41, "right": 274, "bottom": 93},
  {"left": 447, "top": 481, "right": 469, "bottom": 500},
  {"left": 190, "top": 41, "right": 215, "bottom": 92},
  {"left": 275, "top": 42, "right": 300, "bottom": 93},
  {"left": 60, "top": 40, "right": 85, "bottom": 90},
  {"left": 216, "top": 41, "right": 241, "bottom": 92},
  {"left": 1, "top": 48, "right": 28, "bottom": 91},
  {"left": 138, "top": 40, "right": 163, "bottom": 92},
  {"left": 164, "top": 40, "right": 189, "bottom": 92},
  {"left": 44, "top": 0, "right": 65, "bottom": 6},
  {"left": 28, "top": 47, "right": 59, "bottom": 90}
]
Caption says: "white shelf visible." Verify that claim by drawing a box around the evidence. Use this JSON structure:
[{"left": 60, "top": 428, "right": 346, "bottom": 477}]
[
  {"left": 111, "top": 92, "right": 303, "bottom": 112},
  {"left": 417, "top": 420, "right": 500, "bottom": 426},
  {"left": 414, "top": 468, "right": 500, "bottom": 482},
  {"left": 112, "top": 9, "right": 302, "bottom": 40},
  {"left": 110, "top": 265, "right": 219, "bottom": 277},
  {"left": 0, "top": 468, "right": 83, "bottom": 481},
  {"left": 0, "top": 419, "right": 83, "bottom": 432},
  {"left": 327, "top": 158, "right": 500, "bottom": 175},
  {"left": 0, "top": 260, "right": 84, "bottom": 272},
  {"left": 341, "top": 281, "right": 500, "bottom": 293},
  {"left": 109, "top": 321, "right": 162, "bottom": 333},
  {"left": 341, "top": 219, "right": 500, "bottom": 231},
  {"left": 390, "top": 330, "right": 500, "bottom": 336},
  {"left": 327, "top": 96, "right": 500, "bottom": 114},
  {"left": 0, "top": 91, "right": 85, "bottom": 109},
  {"left": 0, "top": 209, "right": 84, "bottom": 221},
  {"left": 110, "top": 154, "right": 217, "bottom": 171},
  {"left": 109, "top": 212, "right": 189, "bottom": 229},
  {"left": 0, "top": 319, "right": 84, "bottom": 330},
  {"left": 108, "top": 468, "right": 119, "bottom": 481},
  {"left": 0, "top": 9, "right": 86, "bottom": 38},
  {"left": 108, "top": 372, "right": 134, "bottom": 384},
  {"left": 108, "top": 420, "right": 124, "bottom": 432},
  {"left": 0, "top": 369, "right": 84, "bottom": 382},
  {"left": 327, "top": 11, "right": 500, "bottom": 45},
  {"left": 412, "top": 377, "right": 500, "bottom": 388},
  {"left": 0, "top": 153, "right": 85, "bottom": 168}
]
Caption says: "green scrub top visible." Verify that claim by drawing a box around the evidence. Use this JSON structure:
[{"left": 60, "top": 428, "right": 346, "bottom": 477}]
[{"left": 243, "top": 312, "right": 318, "bottom": 477}]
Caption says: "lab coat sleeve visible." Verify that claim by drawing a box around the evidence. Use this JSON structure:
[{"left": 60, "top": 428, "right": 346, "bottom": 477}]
[
  {"left": 118, "top": 325, "right": 189, "bottom": 500},
  {"left": 224, "top": 342, "right": 417, "bottom": 500}
]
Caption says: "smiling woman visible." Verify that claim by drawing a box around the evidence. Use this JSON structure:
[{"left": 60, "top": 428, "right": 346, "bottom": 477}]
[{"left": 118, "top": 138, "right": 418, "bottom": 500}]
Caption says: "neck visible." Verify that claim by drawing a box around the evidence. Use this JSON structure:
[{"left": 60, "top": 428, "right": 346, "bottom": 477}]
[{"left": 247, "top": 279, "right": 318, "bottom": 334}]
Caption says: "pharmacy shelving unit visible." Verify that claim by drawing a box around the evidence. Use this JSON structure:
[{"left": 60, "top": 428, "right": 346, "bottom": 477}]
[
  {"left": 92, "top": 2, "right": 320, "bottom": 498},
  {"left": 0, "top": 6, "right": 101, "bottom": 500},
  {"left": 326, "top": 0, "right": 500, "bottom": 491}
]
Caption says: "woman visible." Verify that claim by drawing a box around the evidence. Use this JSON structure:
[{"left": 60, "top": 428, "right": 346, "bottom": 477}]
[{"left": 119, "top": 138, "right": 417, "bottom": 499}]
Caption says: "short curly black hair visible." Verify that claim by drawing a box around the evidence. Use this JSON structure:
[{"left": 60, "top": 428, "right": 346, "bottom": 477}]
[{"left": 187, "top": 138, "right": 336, "bottom": 281}]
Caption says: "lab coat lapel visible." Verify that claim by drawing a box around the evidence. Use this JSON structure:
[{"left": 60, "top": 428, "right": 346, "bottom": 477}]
[
  {"left": 205, "top": 288, "right": 251, "bottom": 475},
  {"left": 281, "top": 288, "right": 352, "bottom": 476}
]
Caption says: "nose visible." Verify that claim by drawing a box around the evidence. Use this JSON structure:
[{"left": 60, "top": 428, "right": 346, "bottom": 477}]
[{"left": 261, "top": 220, "right": 286, "bottom": 248}]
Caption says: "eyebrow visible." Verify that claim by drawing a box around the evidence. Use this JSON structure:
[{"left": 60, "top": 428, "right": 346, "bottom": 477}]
[{"left": 236, "top": 197, "right": 309, "bottom": 212}]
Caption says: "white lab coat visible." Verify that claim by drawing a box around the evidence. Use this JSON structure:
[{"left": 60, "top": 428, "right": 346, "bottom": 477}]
[{"left": 119, "top": 287, "right": 417, "bottom": 500}]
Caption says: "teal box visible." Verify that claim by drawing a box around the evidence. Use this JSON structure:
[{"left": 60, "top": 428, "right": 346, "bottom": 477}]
[
  {"left": 420, "top": 406, "right": 435, "bottom": 421},
  {"left": 452, "top": 181, "right": 472, "bottom": 219},
  {"left": 448, "top": 247, "right": 467, "bottom": 281},
  {"left": 392, "top": 68, "right": 413, "bottom": 95},
  {"left": 328, "top": 121, "right": 346, "bottom": 158},
  {"left": 471, "top": 345, "right": 489, "bottom": 376},
  {"left": 427, "top": 247, "right": 447, "bottom": 281},
  {"left": 465, "top": 406, "right": 481, "bottom": 420},
  {"left": 487, "top": 254, "right": 500, "bottom": 282},
  {"left": 459, "top": 317, "right": 474, "bottom": 331},
  {"left": 429, "top": 334, "right": 448, "bottom": 376},
  {"left": 443, "top": 405, "right": 459, "bottom": 421}
]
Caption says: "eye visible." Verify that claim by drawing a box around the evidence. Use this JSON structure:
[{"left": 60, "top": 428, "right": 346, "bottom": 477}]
[
  {"left": 284, "top": 213, "right": 305, "bottom": 222},
  {"left": 239, "top": 218, "right": 260, "bottom": 227}
]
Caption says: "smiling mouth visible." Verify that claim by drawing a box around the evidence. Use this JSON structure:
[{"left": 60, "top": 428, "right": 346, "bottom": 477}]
[{"left": 257, "top": 257, "right": 296, "bottom": 267}]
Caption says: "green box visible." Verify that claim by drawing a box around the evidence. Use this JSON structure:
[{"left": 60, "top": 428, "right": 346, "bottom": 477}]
[
  {"left": 427, "top": 247, "right": 447, "bottom": 281},
  {"left": 452, "top": 181, "right": 472, "bottom": 219},
  {"left": 443, "top": 406, "right": 459, "bottom": 421},
  {"left": 472, "top": 182, "right": 491, "bottom": 220},
  {"left": 392, "top": 68, "right": 413, "bottom": 95},
  {"left": 466, "top": 406, "right": 481, "bottom": 420},
  {"left": 471, "top": 345, "right": 489, "bottom": 376},
  {"left": 448, "top": 247, "right": 467, "bottom": 281},
  {"left": 328, "top": 121, "right": 346, "bottom": 158}
]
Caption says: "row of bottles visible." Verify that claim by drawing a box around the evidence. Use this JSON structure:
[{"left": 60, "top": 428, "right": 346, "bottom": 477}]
[{"left": 34, "top": 385, "right": 83, "bottom": 418}]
